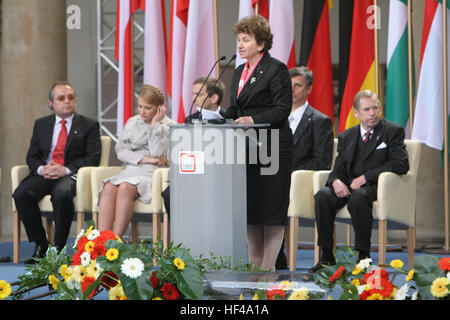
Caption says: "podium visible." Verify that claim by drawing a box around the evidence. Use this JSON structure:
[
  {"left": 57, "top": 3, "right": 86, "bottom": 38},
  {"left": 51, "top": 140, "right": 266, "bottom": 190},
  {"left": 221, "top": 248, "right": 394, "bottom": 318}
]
[{"left": 169, "top": 121, "right": 268, "bottom": 264}]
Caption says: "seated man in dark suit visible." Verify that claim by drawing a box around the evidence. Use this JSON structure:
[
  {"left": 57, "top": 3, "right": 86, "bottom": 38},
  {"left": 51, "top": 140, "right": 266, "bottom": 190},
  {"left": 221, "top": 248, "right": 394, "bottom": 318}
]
[
  {"left": 13, "top": 81, "right": 101, "bottom": 264},
  {"left": 276, "top": 66, "right": 334, "bottom": 269},
  {"left": 310, "top": 90, "right": 409, "bottom": 273}
]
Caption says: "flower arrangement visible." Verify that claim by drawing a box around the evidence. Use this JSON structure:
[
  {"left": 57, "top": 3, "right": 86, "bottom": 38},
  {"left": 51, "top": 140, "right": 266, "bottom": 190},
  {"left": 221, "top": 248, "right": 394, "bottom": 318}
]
[{"left": 313, "top": 247, "right": 450, "bottom": 300}]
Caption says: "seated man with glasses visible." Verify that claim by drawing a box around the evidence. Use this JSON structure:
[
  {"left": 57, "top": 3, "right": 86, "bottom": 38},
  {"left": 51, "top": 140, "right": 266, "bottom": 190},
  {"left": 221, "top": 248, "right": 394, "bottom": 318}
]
[{"left": 12, "top": 81, "right": 101, "bottom": 264}]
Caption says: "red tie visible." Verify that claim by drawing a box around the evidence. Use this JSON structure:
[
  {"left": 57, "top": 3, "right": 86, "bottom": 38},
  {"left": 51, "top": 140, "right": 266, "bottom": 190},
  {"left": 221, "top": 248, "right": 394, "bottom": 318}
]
[
  {"left": 51, "top": 119, "right": 67, "bottom": 166},
  {"left": 363, "top": 131, "right": 372, "bottom": 143}
]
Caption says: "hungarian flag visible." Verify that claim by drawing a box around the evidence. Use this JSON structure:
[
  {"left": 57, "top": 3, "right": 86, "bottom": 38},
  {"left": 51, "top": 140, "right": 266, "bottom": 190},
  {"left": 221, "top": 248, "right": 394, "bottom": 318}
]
[
  {"left": 339, "top": 0, "right": 377, "bottom": 133},
  {"left": 143, "top": 0, "right": 167, "bottom": 103},
  {"left": 115, "top": 0, "right": 145, "bottom": 135},
  {"left": 299, "top": 0, "right": 334, "bottom": 123},
  {"left": 412, "top": 0, "right": 450, "bottom": 155},
  {"left": 269, "top": 0, "right": 296, "bottom": 70},
  {"left": 167, "top": 0, "right": 189, "bottom": 122},
  {"left": 235, "top": 0, "right": 269, "bottom": 68},
  {"left": 385, "top": 0, "right": 414, "bottom": 132}
]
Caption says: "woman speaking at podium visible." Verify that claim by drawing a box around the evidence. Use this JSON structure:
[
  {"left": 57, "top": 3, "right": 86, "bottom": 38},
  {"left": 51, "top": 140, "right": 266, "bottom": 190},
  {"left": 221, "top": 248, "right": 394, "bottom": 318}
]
[{"left": 224, "top": 15, "right": 293, "bottom": 271}]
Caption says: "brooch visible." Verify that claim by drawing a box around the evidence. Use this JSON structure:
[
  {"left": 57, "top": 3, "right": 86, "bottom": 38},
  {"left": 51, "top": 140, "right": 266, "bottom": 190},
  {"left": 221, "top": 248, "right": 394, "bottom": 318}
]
[{"left": 250, "top": 77, "right": 256, "bottom": 84}]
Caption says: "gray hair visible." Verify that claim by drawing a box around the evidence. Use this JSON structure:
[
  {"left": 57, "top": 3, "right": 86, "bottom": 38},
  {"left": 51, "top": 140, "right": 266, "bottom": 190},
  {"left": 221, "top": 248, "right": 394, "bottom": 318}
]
[
  {"left": 49, "top": 81, "right": 76, "bottom": 102},
  {"left": 353, "top": 90, "right": 380, "bottom": 110},
  {"left": 289, "top": 66, "right": 314, "bottom": 88}
]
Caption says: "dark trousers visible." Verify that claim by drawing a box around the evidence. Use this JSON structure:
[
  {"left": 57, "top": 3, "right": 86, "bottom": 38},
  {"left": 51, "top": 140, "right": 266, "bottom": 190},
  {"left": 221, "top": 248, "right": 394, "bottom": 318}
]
[
  {"left": 13, "top": 175, "right": 76, "bottom": 247},
  {"left": 314, "top": 184, "right": 377, "bottom": 253}
]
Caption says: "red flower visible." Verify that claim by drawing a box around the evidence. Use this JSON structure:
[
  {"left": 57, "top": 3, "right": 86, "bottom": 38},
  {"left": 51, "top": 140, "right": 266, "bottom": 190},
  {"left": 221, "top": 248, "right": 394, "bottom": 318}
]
[
  {"left": 161, "top": 282, "right": 180, "bottom": 300},
  {"left": 81, "top": 276, "right": 99, "bottom": 299},
  {"left": 150, "top": 271, "right": 159, "bottom": 289},
  {"left": 77, "top": 236, "right": 88, "bottom": 252},
  {"left": 438, "top": 257, "right": 450, "bottom": 272},
  {"left": 363, "top": 268, "right": 389, "bottom": 284},
  {"left": 100, "top": 272, "right": 119, "bottom": 289},
  {"left": 90, "top": 242, "right": 107, "bottom": 260},
  {"left": 71, "top": 250, "right": 82, "bottom": 266},
  {"left": 266, "top": 289, "right": 286, "bottom": 300},
  {"left": 363, "top": 269, "right": 393, "bottom": 298},
  {"left": 329, "top": 266, "right": 346, "bottom": 282}
]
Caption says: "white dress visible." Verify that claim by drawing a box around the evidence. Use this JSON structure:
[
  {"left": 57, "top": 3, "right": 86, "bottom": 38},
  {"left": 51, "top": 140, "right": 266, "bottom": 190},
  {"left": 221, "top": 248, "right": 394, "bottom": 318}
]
[{"left": 102, "top": 115, "right": 174, "bottom": 203}]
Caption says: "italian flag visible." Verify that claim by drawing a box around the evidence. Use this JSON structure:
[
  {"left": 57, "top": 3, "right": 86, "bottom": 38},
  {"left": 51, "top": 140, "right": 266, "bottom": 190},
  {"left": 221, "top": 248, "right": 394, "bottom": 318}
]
[
  {"left": 385, "top": 0, "right": 414, "bottom": 130},
  {"left": 412, "top": 0, "right": 450, "bottom": 154}
]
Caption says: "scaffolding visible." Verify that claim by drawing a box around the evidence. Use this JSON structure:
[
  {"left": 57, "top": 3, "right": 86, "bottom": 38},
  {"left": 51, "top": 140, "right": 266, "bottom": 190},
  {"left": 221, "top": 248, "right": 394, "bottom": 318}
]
[{"left": 96, "top": 0, "right": 145, "bottom": 142}]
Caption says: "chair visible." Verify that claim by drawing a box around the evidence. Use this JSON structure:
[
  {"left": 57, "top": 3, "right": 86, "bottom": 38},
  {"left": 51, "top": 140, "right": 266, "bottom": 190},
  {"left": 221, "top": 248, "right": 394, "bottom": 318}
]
[
  {"left": 11, "top": 136, "right": 112, "bottom": 263},
  {"left": 90, "top": 167, "right": 170, "bottom": 247},
  {"left": 285, "top": 139, "right": 338, "bottom": 271},
  {"left": 312, "top": 139, "right": 421, "bottom": 268}
]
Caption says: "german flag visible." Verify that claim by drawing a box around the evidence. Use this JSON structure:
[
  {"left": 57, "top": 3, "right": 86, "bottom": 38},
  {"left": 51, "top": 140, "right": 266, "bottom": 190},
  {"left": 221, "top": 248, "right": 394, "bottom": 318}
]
[
  {"left": 299, "top": 0, "right": 334, "bottom": 124},
  {"left": 338, "top": 0, "right": 377, "bottom": 133}
]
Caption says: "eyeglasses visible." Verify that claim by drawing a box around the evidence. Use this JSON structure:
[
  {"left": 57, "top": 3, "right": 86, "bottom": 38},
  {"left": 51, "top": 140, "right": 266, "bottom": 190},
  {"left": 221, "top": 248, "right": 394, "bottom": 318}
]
[{"left": 55, "top": 95, "right": 76, "bottom": 102}]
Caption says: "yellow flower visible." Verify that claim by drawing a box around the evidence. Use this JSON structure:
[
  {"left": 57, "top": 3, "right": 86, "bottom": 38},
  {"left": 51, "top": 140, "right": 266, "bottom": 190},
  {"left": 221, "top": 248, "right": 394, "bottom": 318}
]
[
  {"left": 367, "top": 293, "right": 384, "bottom": 300},
  {"left": 152, "top": 297, "right": 163, "bottom": 300},
  {"left": 116, "top": 236, "right": 123, "bottom": 243},
  {"left": 352, "top": 266, "right": 362, "bottom": 275},
  {"left": 288, "top": 288, "right": 309, "bottom": 300},
  {"left": 85, "top": 241, "right": 95, "bottom": 253},
  {"left": 430, "top": 277, "right": 450, "bottom": 298},
  {"left": 406, "top": 270, "right": 415, "bottom": 282},
  {"left": 351, "top": 279, "right": 361, "bottom": 287},
  {"left": 0, "top": 280, "right": 12, "bottom": 300},
  {"left": 239, "top": 294, "right": 244, "bottom": 300},
  {"left": 173, "top": 258, "right": 185, "bottom": 271},
  {"left": 86, "top": 261, "right": 100, "bottom": 278},
  {"left": 59, "top": 264, "right": 72, "bottom": 282},
  {"left": 390, "top": 259, "right": 404, "bottom": 269},
  {"left": 327, "top": 296, "right": 333, "bottom": 300},
  {"left": 48, "top": 274, "right": 60, "bottom": 290},
  {"left": 106, "top": 248, "right": 119, "bottom": 261},
  {"left": 109, "top": 284, "right": 124, "bottom": 300},
  {"left": 252, "top": 293, "right": 259, "bottom": 300},
  {"left": 279, "top": 281, "right": 292, "bottom": 290},
  {"left": 85, "top": 226, "right": 94, "bottom": 238}
]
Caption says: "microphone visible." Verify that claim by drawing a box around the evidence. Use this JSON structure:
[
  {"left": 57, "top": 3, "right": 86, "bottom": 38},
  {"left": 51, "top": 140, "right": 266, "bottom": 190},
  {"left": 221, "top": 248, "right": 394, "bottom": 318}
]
[
  {"left": 198, "top": 54, "right": 237, "bottom": 123},
  {"left": 188, "top": 55, "right": 226, "bottom": 123}
]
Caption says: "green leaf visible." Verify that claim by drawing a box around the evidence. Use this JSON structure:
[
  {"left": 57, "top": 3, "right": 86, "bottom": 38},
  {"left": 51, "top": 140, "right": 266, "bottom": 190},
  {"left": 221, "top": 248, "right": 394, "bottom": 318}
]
[{"left": 119, "top": 269, "right": 154, "bottom": 300}]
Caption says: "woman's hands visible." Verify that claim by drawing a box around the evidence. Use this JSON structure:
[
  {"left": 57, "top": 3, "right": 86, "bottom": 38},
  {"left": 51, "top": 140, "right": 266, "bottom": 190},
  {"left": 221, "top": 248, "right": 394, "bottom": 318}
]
[
  {"left": 150, "top": 105, "right": 166, "bottom": 127},
  {"left": 139, "top": 156, "right": 167, "bottom": 166}
]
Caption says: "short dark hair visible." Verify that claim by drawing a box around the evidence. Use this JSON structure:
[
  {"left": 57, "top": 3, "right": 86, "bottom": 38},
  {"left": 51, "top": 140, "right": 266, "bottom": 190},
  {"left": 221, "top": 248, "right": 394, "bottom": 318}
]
[
  {"left": 49, "top": 81, "right": 76, "bottom": 102},
  {"left": 289, "top": 66, "right": 314, "bottom": 88},
  {"left": 233, "top": 15, "right": 273, "bottom": 52},
  {"left": 193, "top": 77, "right": 226, "bottom": 105}
]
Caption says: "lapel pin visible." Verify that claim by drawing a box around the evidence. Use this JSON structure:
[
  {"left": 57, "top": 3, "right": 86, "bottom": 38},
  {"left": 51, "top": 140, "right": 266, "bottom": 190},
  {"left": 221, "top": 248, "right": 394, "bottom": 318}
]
[{"left": 250, "top": 77, "right": 256, "bottom": 84}]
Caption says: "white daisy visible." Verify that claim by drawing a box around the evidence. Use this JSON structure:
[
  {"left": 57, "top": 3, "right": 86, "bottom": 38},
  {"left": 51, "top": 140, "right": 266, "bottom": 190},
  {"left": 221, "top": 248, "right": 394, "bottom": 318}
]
[
  {"left": 395, "top": 284, "right": 410, "bottom": 300},
  {"left": 80, "top": 251, "right": 91, "bottom": 267},
  {"left": 357, "top": 258, "right": 373, "bottom": 270},
  {"left": 73, "top": 229, "right": 85, "bottom": 249},
  {"left": 121, "top": 258, "right": 144, "bottom": 279},
  {"left": 411, "top": 291, "right": 418, "bottom": 300},
  {"left": 87, "top": 229, "right": 100, "bottom": 241}
]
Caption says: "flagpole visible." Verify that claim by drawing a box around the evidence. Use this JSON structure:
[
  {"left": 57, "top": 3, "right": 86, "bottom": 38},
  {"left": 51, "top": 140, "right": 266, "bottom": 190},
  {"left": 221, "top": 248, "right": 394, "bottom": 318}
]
[
  {"left": 443, "top": 0, "right": 450, "bottom": 251},
  {"left": 130, "top": 14, "right": 135, "bottom": 115},
  {"left": 407, "top": 0, "right": 414, "bottom": 137},
  {"left": 213, "top": 0, "right": 220, "bottom": 77},
  {"left": 255, "top": 3, "right": 259, "bottom": 15},
  {"left": 374, "top": 0, "right": 380, "bottom": 98}
]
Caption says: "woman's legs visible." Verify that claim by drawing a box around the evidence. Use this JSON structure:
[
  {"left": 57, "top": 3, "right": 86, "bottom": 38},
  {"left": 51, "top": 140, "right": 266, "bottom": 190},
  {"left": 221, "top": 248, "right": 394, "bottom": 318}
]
[
  {"left": 247, "top": 224, "right": 285, "bottom": 271},
  {"left": 98, "top": 183, "right": 118, "bottom": 231},
  {"left": 112, "top": 183, "right": 139, "bottom": 237},
  {"left": 247, "top": 224, "right": 264, "bottom": 268}
]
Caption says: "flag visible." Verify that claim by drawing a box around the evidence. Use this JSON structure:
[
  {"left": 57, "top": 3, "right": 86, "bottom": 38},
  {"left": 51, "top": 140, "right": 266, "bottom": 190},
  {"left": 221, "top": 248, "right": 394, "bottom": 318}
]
[
  {"left": 143, "top": 0, "right": 167, "bottom": 102},
  {"left": 235, "top": 0, "right": 269, "bottom": 68},
  {"left": 115, "top": 0, "right": 145, "bottom": 135},
  {"left": 339, "top": 0, "right": 377, "bottom": 133},
  {"left": 269, "top": 0, "right": 296, "bottom": 70},
  {"left": 180, "top": 0, "right": 217, "bottom": 123},
  {"left": 385, "top": 0, "right": 414, "bottom": 130},
  {"left": 299, "top": 0, "right": 334, "bottom": 123},
  {"left": 167, "top": 0, "right": 189, "bottom": 122},
  {"left": 412, "top": 0, "right": 450, "bottom": 153},
  {"left": 338, "top": 0, "right": 354, "bottom": 107}
]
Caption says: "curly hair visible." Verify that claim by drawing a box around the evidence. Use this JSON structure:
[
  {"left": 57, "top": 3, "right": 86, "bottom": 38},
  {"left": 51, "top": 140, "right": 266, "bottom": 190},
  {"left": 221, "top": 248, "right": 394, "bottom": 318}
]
[
  {"left": 233, "top": 15, "right": 273, "bottom": 52},
  {"left": 139, "top": 84, "right": 165, "bottom": 106}
]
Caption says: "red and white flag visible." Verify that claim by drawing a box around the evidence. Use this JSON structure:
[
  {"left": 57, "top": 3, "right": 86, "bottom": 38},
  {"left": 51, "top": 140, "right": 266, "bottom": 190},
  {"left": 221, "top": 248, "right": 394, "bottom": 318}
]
[
  {"left": 143, "top": 0, "right": 167, "bottom": 102},
  {"left": 115, "top": 0, "right": 145, "bottom": 135},
  {"left": 269, "top": 0, "right": 296, "bottom": 69},
  {"left": 167, "top": 0, "right": 189, "bottom": 122},
  {"left": 180, "top": 0, "right": 217, "bottom": 122}
]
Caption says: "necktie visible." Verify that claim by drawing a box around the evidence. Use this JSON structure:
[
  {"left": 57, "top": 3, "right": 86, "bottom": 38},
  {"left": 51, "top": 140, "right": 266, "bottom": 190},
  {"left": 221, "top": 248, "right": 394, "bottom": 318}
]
[
  {"left": 363, "top": 131, "right": 372, "bottom": 143},
  {"left": 51, "top": 119, "right": 67, "bottom": 166}
]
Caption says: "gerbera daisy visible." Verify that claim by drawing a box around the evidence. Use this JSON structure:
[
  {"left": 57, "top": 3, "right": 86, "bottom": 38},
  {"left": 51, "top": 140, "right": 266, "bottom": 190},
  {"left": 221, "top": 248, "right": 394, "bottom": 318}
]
[
  {"left": 288, "top": 288, "right": 309, "bottom": 300},
  {"left": 266, "top": 289, "right": 286, "bottom": 300},
  {"left": 0, "top": 280, "right": 12, "bottom": 300},
  {"left": 390, "top": 259, "right": 404, "bottom": 269},
  {"left": 121, "top": 258, "right": 144, "bottom": 279},
  {"left": 48, "top": 274, "right": 59, "bottom": 290},
  {"left": 430, "top": 277, "right": 450, "bottom": 298},
  {"left": 85, "top": 241, "right": 95, "bottom": 253},
  {"left": 161, "top": 282, "right": 180, "bottom": 300},
  {"left": 81, "top": 276, "right": 99, "bottom": 299},
  {"left": 109, "top": 284, "right": 124, "bottom": 300},
  {"left": 73, "top": 229, "right": 85, "bottom": 249},
  {"left": 59, "top": 264, "right": 71, "bottom": 282},
  {"left": 80, "top": 251, "right": 91, "bottom": 267},
  {"left": 173, "top": 257, "right": 185, "bottom": 271},
  {"left": 406, "top": 269, "right": 415, "bottom": 282},
  {"left": 150, "top": 271, "right": 159, "bottom": 288},
  {"left": 438, "top": 257, "right": 450, "bottom": 272},
  {"left": 87, "top": 229, "right": 100, "bottom": 241},
  {"left": 106, "top": 248, "right": 119, "bottom": 261}
]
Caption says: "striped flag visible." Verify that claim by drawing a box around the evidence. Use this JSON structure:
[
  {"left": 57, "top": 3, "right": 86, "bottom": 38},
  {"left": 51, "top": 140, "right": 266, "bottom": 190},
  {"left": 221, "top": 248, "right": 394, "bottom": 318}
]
[
  {"left": 412, "top": 0, "right": 450, "bottom": 153},
  {"left": 167, "top": 0, "right": 189, "bottom": 122},
  {"left": 143, "top": 0, "right": 167, "bottom": 103},
  {"left": 115, "top": 0, "right": 145, "bottom": 135},
  {"left": 385, "top": 0, "right": 414, "bottom": 131},
  {"left": 339, "top": 0, "right": 377, "bottom": 133},
  {"left": 269, "top": 0, "right": 296, "bottom": 69},
  {"left": 299, "top": 0, "right": 334, "bottom": 123}
]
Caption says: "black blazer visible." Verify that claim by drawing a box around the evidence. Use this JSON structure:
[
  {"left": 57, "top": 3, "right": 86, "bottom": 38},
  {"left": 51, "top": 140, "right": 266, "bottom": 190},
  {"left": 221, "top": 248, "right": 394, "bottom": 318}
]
[
  {"left": 184, "top": 108, "right": 226, "bottom": 123},
  {"left": 292, "top": 104, "right": 334, "bottom": 171},
  {"left": 26, "top": 113, "right": 101, "bottom": 175},
  {"left": 327, "top": 118, "right": 409, "bottom": 187},
  {"left": 224, "top": 52, "right": 293, "bottom": 153}
]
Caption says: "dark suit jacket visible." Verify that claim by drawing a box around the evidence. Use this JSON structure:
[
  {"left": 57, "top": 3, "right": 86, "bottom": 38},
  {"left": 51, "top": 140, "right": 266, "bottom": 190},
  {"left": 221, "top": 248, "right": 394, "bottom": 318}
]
[
  {"left": 224, "top": 52, "right": 293, "bottom": 153},
  {"left": 184, "top": 108, "right": 226, "bottom": 123},
  {"left": 326, "top": 119, "right": 409, "bottom": 187},
  {"left": 26, "top": 113, "right": 101, "bottom": 175},
  {"left": 292, "top": 104, "right": 334, "bottom": 171}
]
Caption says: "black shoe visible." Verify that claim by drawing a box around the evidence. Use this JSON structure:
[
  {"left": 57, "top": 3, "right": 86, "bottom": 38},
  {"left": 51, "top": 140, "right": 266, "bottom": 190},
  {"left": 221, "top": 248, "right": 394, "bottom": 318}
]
[
  {"left": 308, "top": 256, "right": 336, "bottom": 274},
  {"left": 356, "top": 252, "right": 371, "bottom": 264},
  {"left": 24, "top": 243, "right": 49, "bottom": 264}
]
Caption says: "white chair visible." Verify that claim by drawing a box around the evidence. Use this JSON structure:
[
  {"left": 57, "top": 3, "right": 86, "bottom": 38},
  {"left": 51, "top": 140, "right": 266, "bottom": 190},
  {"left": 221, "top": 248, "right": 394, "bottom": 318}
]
[
  {"left": 312, "top": 139, "right": 421, "bottom": 268},
  {"left": 285, "top": 139, "right": 338, "bottom": 271},
  {"left": 11, "top": 136, "right": 112, "bottom": 263}
]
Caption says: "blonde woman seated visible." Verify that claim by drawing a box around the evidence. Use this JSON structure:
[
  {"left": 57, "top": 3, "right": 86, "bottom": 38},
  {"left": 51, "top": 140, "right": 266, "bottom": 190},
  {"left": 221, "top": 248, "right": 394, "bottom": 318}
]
[{"left": 98, "top": 85, "right": 174, "bottom": 237}]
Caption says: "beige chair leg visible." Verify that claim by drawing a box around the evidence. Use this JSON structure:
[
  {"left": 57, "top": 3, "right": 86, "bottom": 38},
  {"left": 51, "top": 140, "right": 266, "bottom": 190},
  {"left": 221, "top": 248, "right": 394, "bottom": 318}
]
[
  {"left": 288, "top": 217, "right": 298, "bottom": 271},
  {"left": 314, "top": 223, "right": 320, "bottom": 265},
  {"left": 163, "top": 213, "right": 170, "bottom": 250},
  {"left": 13, "top": 211, "right": 21, "bottom": 264},
  {"left": 378, "top": 220, "right": 387, "bottom": 265},
  {"left": 152, "top": 213, "right": 161, "bottom": 243},
  {"left": 131, "top": 221, "right": 139, "bottom": 243},
  {"left": 407, "top": 227, "right": 415, "bottom": 269},
  {"left": 346, "top": 225, "right": 352, "bottom": 246},
  {"left": 46, "top": 217, "right": 54, "bottom": 245},
  {"left": 77, "top": 212, "right": 84, "bottom": 234}
]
